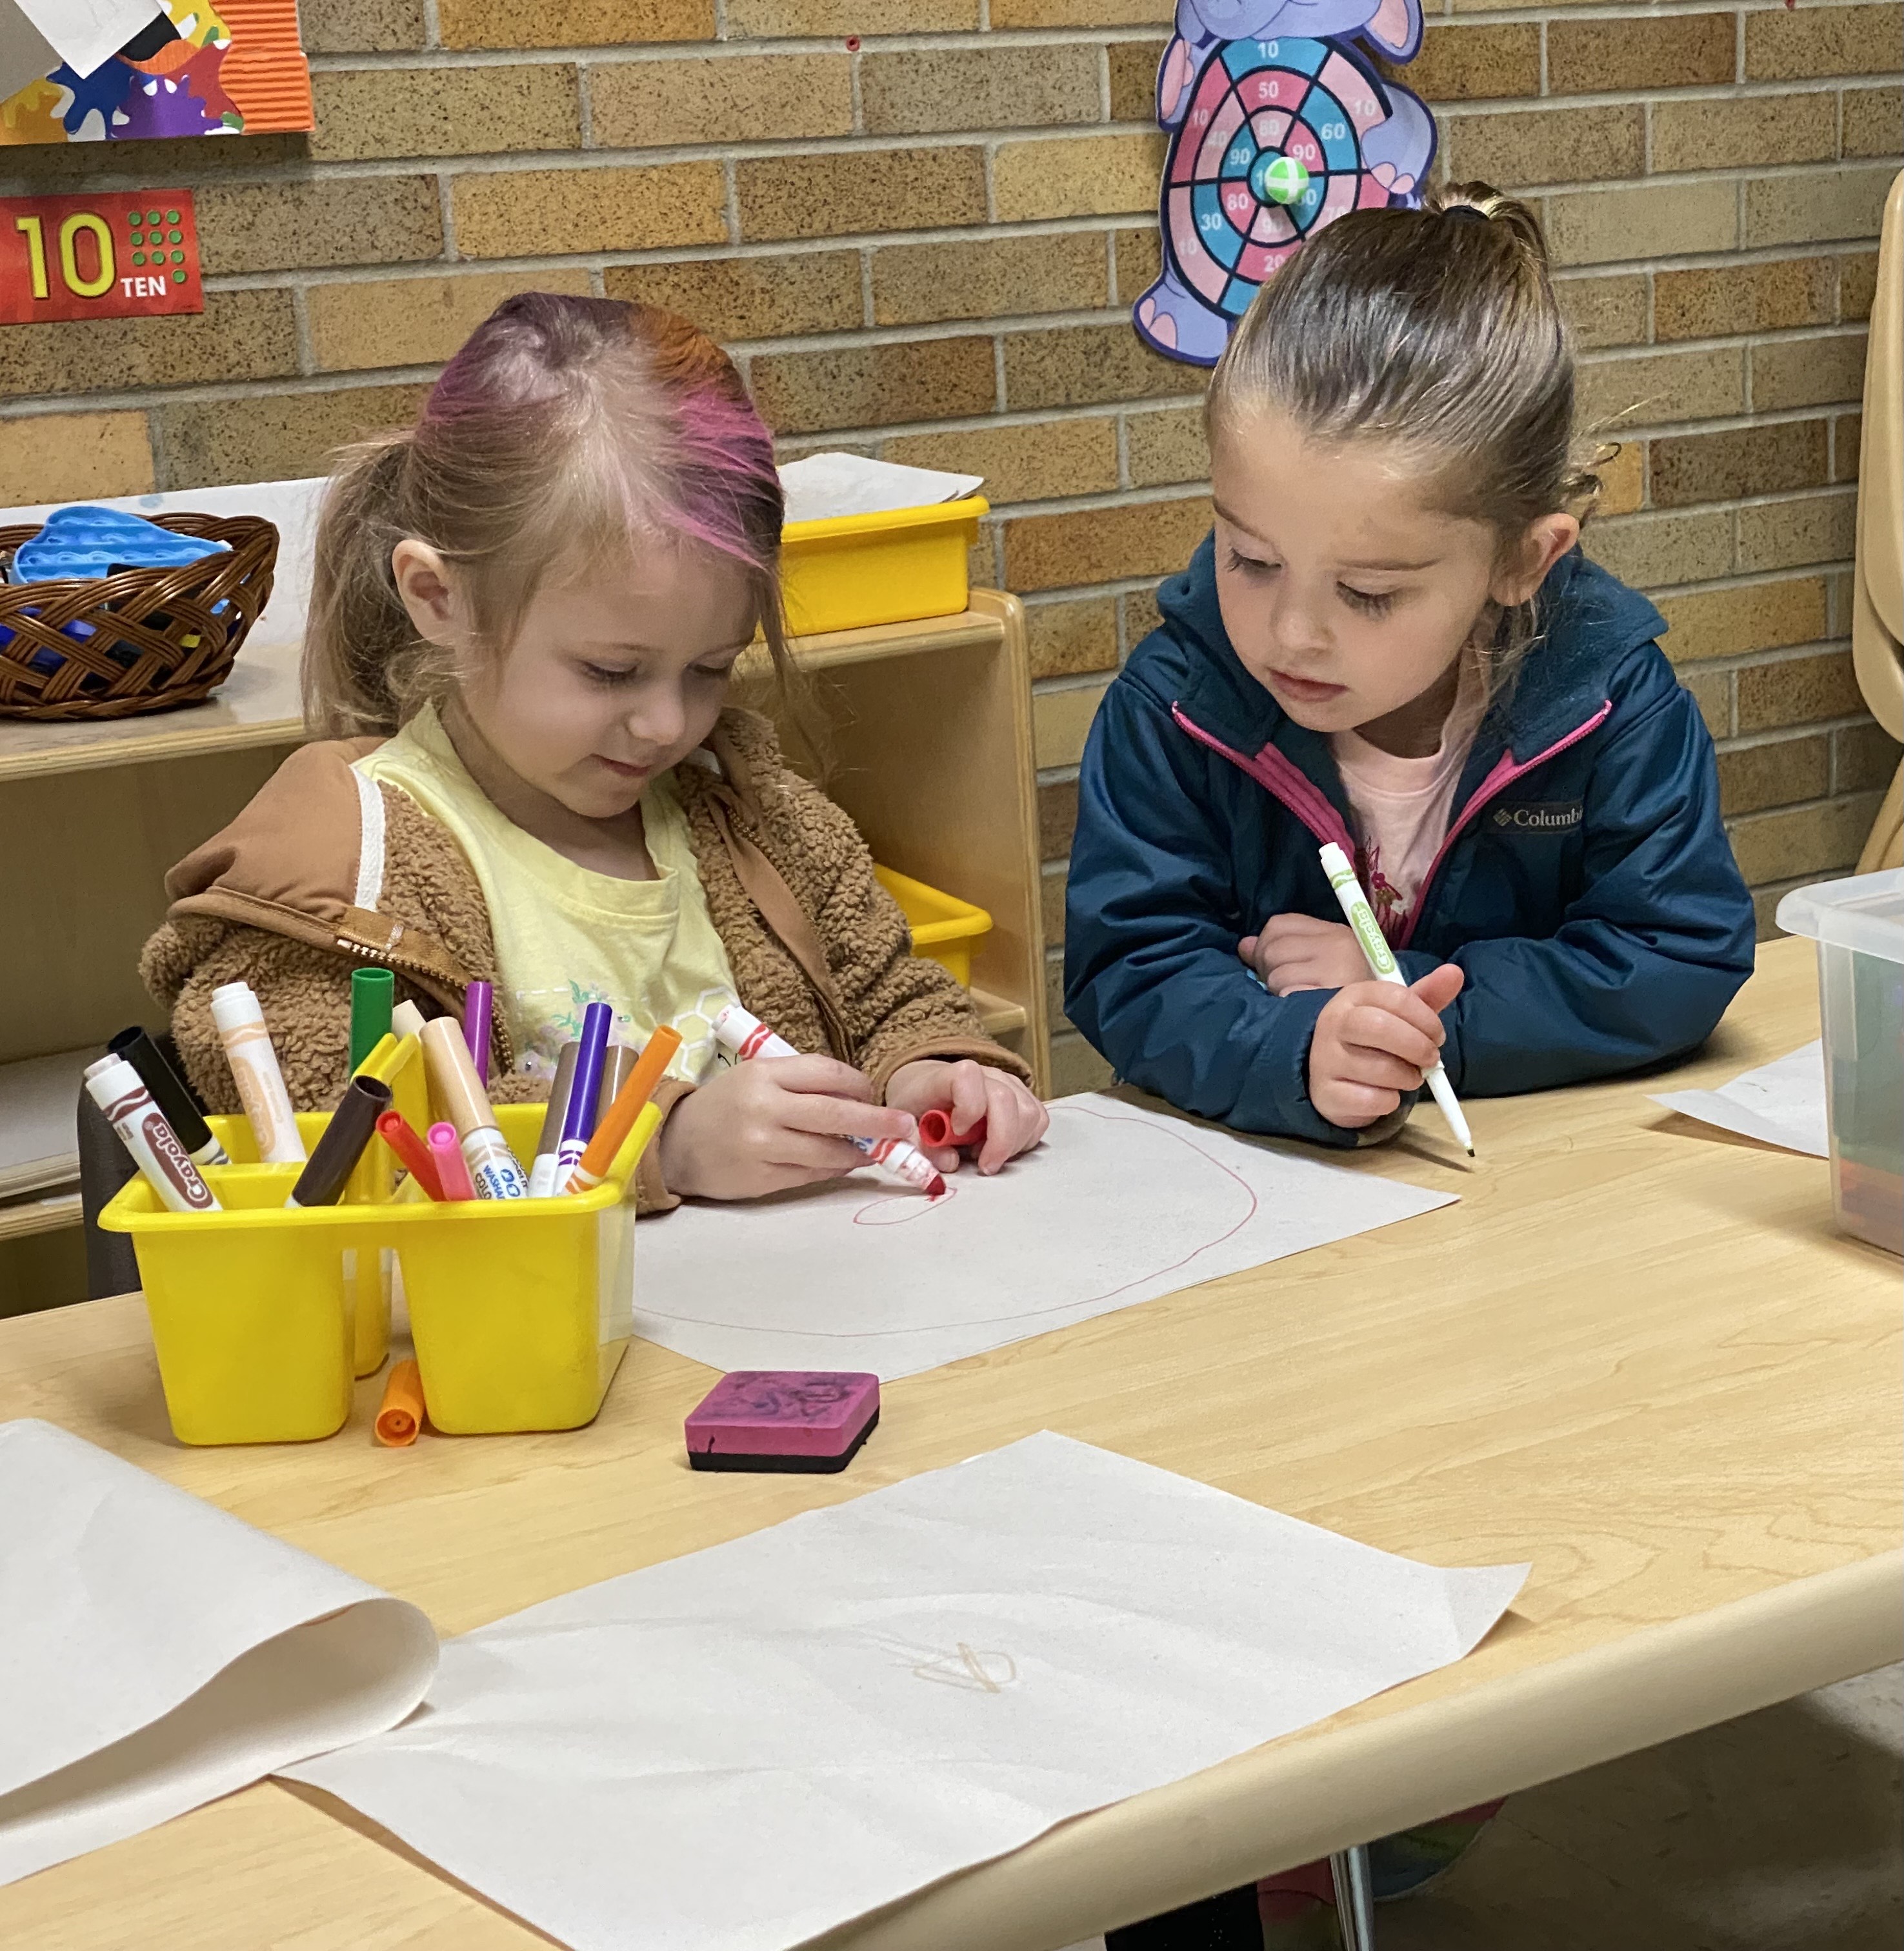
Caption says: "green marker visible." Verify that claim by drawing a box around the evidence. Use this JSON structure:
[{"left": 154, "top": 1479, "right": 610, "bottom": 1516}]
[
  {"left": 349, "top": 966, "right": 396, "bottom": 1073},
  {"left": 1319, "top": 842, "right": 1475, "bottom": 1157}
]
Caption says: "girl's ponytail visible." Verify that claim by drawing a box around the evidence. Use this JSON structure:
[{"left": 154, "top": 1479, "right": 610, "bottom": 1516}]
[{"left": 303, "top": 432, "right": 427, "bottom": 740}]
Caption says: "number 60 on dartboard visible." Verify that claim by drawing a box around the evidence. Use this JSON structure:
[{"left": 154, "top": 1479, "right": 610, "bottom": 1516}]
[{"left": 0, "top": 190, "right": 203, "bottom": 326}]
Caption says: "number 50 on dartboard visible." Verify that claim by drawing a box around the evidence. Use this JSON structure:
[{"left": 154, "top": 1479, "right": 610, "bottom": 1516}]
[{"left": 0, "top": 190, "right": 203, "bottom": 326}]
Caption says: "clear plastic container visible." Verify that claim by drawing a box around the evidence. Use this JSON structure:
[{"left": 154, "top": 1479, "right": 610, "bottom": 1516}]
[{"left": 1776, "top": 869, "right": 1903, "bottom": 1256}]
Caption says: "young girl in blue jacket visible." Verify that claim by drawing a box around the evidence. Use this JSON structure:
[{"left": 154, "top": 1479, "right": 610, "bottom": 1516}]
[{"left": 1066, "top": 185, "right": 1756, "bottom": 1148}]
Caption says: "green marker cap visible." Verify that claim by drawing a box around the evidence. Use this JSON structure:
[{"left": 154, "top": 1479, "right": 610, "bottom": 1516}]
[{"left": 349, "top": 965, "right": 396, "bottom": 1071}]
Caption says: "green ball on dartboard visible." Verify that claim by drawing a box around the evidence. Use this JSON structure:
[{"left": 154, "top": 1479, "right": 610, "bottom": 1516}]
[{"left": 1260, "top": 155, "right": 1311, "bottom": 205}]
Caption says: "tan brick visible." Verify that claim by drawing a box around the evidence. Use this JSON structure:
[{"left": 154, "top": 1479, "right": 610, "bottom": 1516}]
[
  {"left": 1548, "top": 12, "right": 1734, "bottom": 92},
  {"left": 1035, "top": 679, "right": 1111, "bottom": 769},
  {"left": 0, "top": 290, "right": 296, "bottom": 398},
  {"left": 1049, "top": 1028, "right": 1115, "bottom": 1093},
  {"left": 992, "top": 0, "right": 1172, "bottom": 22},
  {"left": 1006, "top": 493, "right": 1210, "bottom": 590},
  {"left": 1585, "top": 509, "right": 1732, "bottom": 590},
  {"left": 590, "top": 55, "right": 852, "bottom": 150},
  {"left": 1005, "top": 323, "right": 1205, "bottom": 412},
  {"left": 1748, "top": 165, "right": 1896, "bottom": 248},
  {"left": 155, "top": 384, "right": 432, "bottom": 491},
  {"left": 1592, "top": 439, "right": 1646, "bottom": 517},
  {"left": 1736, "top": 490, "right": 1858, "bottom": 574},
  {"left": 1736, "top": 648, "right": 1865, "bottom": 731},
  {"left": 299, "top": 0, "right": 426, "bottom": 51},
  {"left": 1835, "top": 412, "right": 1863, "bottom": 483},
  {"left": 862, "top": 45, "right": 1101, "bottom": 135},
  {"left": 1752, "top": 332, "right": 1870, "bottom": 411},
  {"left": 310, "top": 65, "right": 577, "bottom": 162},
  {"left": 1126, "top": 403, "right": 1209, "bottom": 487},
  {"left": 731, "top": 0, "right": 975, "bottom": 29},
  {"left": 1655, "top": 257, "right": 1838, "bottom": 342},
  {"left": 1046, "top": 954, "right": 1073, "bottom": 1035},
  {"left": 737, "top": 146, "right": 986, "bottom": 242},
  {"left": 873, "top": 233, "right": 1106, "bottom": 328},
  {"left": 1578, "top": 346, "right": 1746, "bottom": 434},
  {"left": 1039, "top": 776, "right": 1081, "bottom": 859},
  {"left": 1543, "top": 180, "right": 1738, "bottom": 268},
  {"left": 1650, "top": 421, "right": 1829, "bottom": 510},
  {"left": 1729, "top": 792, "right": 1879, "bottom": 882},
  {"left": 307, "top": 269, "right": 595, "bottom": 374},
  {"left": 1440, "top": 106, "right": 1644, "bottom": 188},
  {"left": 1717, "top": 734, "right": 1830, "bottom": 815},
  {"left": 1116, "top": 586, "right": 1163, "bottom": 649},
  {"left": 1681, "top": 668, "right": 1731, "bottom": 737},
  {"left": 1836, "top": 719, "right": 1904, "bottom": 792},
  {"left": 1745, "top": 3, "right": 1903, "bottom": 79},
  {"left": 1840, "top": 253, "right": 1880, "bottom": 322},
  {"left": 1025, "top": 595, "right": 1120, "bottom": 679},
  {"left": 0, "top": 412, "right": 152, "bottom": 504},
  {"left": 453, "top": 164, "right": 726, "bottom": 257},
  {"left": 437, "top": 0, "right": 712, "bottom": 46},
  {"left": 1657, "top": 577, "right": 1830, "bottom": 663},
  {"left": 195, "top": 177, "right": 440, "bottom": 275},
  {"left": 1555, "top": 274, "right": 1649, "bottom": 352},
  {"left": 603, "top": 253, "right": 861, "bottom": 343},
  {"left": 1376, "top": 25, "right": 1539, "bottom": 103},
  {"left": 751, "top": 336, "right": 996, "bottom": 434},
  {"left": 1651, "top": 94, "right": 1836, "bottom": 174},
  {"left": 1041, "top": 865, "right": 1068, "bottom": 946},
  {"left": 1110, "top": 39, "right": 1170, "bottom": 123},
  {"left": 994, "top": 132, "right": 1168, "bottom": 223},
  {"left": 1843, "top": 84, "right": 1904, "bottom": 159},
  {"left": 1113, "top": 225, "right": 1164, "bottom": 305},
  {"left": 885, "top": 418, "right": 1119, "bottom": 505}
]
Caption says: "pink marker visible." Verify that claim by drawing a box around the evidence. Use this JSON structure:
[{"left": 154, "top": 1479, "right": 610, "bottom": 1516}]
[
  {"left": 427, "top": 1121, "right": 477, "bottom": 1202},
  {"left": 711, "top": 1001, "right": 945, "bottom": 1197}
]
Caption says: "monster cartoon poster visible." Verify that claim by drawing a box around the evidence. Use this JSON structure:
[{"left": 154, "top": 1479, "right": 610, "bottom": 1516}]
[
  {"left": 1136, "top": 0, "right": 1436, "bottom": 365},
  {"left": 0, "top": 1, "right": 312, "bottom": 146}
]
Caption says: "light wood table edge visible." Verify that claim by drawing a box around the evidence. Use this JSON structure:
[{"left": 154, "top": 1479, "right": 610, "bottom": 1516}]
[
  {"left": 817, "top": 1549, "right": 1904, "bottom": 1951},
  {"left": 0, "top": 714, "right": 303, "bottom": 785}
]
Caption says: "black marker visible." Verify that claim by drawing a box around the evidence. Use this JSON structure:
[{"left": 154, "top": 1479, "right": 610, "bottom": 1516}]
[{"left": 108, "top": 1025, "right": 228, "bottom": 1167}]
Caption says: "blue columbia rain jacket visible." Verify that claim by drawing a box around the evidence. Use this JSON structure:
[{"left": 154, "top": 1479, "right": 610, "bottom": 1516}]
[{"left": 1064, "top": 539, "right": 1757, "bottom": 1147}]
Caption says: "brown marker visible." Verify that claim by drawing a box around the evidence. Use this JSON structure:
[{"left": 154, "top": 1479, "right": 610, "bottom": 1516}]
[{"left": 86, "top": 1056, "right": 221, "bottom": 1214}]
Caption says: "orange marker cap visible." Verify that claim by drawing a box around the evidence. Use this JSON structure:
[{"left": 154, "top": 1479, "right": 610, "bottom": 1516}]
[
  {"left": 566, "top": 1025, "right": 683, "bottom": 1192},
  {"left": 374, "top": 1359, "right": 427, "bottom": 1446}
]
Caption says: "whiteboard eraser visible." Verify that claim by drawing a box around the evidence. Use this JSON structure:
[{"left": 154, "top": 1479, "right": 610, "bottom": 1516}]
[{"left": 685, "top": 1372, "right": 880, "bottom": 1474}]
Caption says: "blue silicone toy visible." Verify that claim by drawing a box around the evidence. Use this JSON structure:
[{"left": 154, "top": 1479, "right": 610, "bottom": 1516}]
[{"left": 8, "top": 505, "right": 227, "bottom": 585}]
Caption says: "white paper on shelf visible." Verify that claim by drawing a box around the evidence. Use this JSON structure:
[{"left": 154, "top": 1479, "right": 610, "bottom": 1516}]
[
  {"left": 779, "top": 452, "right": 985, "bottom": 525},
  {"left": 288, "top": 1432, "right": 1528, "bottom": 1951},
  {"left": 1649, "top": 1041, "right": 1829, "bottom": 1157},
  {"left": 3, "top": 1, "right": 162, "bottom": 83},
  {"left": 0, "top": 1045, "right": 102, "bottom": 1199},
  {"left": 632, "top": 1093, "right": 1456, "bottom": 1379},
  {"left": 0, "top": 1419, "right": 438, "bottom": 1888}
]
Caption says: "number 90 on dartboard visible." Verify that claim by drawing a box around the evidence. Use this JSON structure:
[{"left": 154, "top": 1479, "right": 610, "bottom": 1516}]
[{"left": 0, "top": 190, "right": 203, "bottom": 326}]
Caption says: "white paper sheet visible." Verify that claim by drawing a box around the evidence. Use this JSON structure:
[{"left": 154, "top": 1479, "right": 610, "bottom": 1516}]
[
  {"left": 779, "top": 451, "right": 985, "bottom": 525},
  {"left": 0, "top": 1420, "right": 438, "bottom": 1888},
  {"left": 289, "top": 1433, "right": 1527, "bottom": 1951},
  {"left": 1649, "top": 1041, "right": 1829, "bottom": 1157},
  {"left": 6, "top": 0, "right": 162, "bottom": 80},
  {"left": 633, "top": 1094, "right": 1455, "bottom": 1379}
]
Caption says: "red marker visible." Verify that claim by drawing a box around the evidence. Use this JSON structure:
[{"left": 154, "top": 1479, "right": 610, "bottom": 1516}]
[
  {"left": 917, "top": 1109, "right": 987, "bottom": 1151},
  {"left": 377, "top": 1109, "right": 445, "bottom": 1202}
]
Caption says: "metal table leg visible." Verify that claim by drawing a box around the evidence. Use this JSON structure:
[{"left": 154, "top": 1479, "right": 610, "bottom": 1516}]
[{"left": 1329, "top": 1845, "right": 1376, "bottom": 1951}]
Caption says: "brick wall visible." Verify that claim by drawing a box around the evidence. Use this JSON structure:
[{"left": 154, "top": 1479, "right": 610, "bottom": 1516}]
[{"left": 0, "top": 0, "right": 1896, "bottom": 1094}]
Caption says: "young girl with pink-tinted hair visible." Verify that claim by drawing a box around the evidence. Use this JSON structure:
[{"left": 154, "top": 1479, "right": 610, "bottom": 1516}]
[{"left": 143, "top": 295, "right": 1045, "bottom": 1207}]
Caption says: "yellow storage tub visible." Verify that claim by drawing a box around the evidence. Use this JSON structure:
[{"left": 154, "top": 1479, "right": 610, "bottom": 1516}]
[
  {"left": 98, "top": 1103, "right": 634, "bottom": 1446},
  {"left": 875, "top": 865, "right": 993, "bottom": 988},
  {"left": 780, "top": 496, "right": 988, "bottom": 637}
]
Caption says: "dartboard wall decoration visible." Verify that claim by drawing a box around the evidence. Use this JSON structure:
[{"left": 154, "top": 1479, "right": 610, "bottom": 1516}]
[{"left": 1135, "top": 0, "right": 1436, "bottom": 366}]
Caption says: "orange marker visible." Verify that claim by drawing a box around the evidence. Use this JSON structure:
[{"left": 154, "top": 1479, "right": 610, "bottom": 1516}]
[
  {"left": 565, "top": 1024, "right": 683, "bottom": 1194},
  {"left": 374, "top": 1359, "right": 426, "bottom": 1446}
]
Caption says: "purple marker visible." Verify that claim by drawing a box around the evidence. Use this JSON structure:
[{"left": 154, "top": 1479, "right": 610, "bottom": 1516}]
[
  {"left": 554, "top": 1001, "right": 613, "bottom": 1189},
  {"left": 463, "top": 979, "right": 493, "bottom": 1085}
]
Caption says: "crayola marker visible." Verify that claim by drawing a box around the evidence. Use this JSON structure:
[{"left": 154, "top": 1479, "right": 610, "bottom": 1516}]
[
  {"left": 86, "top": 1056, "right": 221, "bottom": 1214},
  {"left": 210, "top": 983, "right": 305, "bottom": 1164},
  {"left": 420, "top": 1016, "right": 530, "bottom": 1199}
]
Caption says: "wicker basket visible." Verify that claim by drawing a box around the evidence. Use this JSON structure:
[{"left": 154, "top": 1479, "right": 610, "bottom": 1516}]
[{"left": 0, "top": 513, "right": 278, "bottom": 721}]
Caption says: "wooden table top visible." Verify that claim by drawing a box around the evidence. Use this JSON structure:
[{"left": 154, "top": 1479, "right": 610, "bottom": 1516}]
[{"left": 2, "top": 935, "right": 1896, "bottom": 1951}]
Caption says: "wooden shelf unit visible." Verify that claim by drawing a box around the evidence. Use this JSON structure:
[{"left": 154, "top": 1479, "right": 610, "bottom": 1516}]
[{"left": 0, "top": 594, "right": 1049, "bottom": 1269}]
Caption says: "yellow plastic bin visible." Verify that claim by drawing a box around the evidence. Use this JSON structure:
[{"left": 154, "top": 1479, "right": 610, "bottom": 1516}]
[
  {"left": 781, "top": 497, "right": 987, "bottom": 636},
  {"left": 874, "top": 865, "right": 993, "bottom": 988},
  {"left": 98, "top": 1103, "right": 635, "bottom": 1446}
]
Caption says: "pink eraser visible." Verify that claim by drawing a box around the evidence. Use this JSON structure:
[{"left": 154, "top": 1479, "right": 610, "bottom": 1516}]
[{"left": 685, "top": 1371, "right": 880, "bottom": 1474}]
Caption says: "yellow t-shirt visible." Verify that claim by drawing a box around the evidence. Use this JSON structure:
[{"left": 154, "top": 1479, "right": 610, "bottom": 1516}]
[{"left": 356, "top": 705, "right": 739, "bottom": 1085}]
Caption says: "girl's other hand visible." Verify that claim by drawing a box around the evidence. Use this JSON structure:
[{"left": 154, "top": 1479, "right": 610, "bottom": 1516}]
[
  {"left": 659, "top": 1054, "right": 919, "bottom": 1201},
  {"left": 885, "top": 1058, "right": 1050, "bottom": 1176},
  {"left": 1240, "top": 914, "right": 1370, "bottom": 994},
  {"left": 1307, "top": 964, "right": 1464, "bottom": 1128}
]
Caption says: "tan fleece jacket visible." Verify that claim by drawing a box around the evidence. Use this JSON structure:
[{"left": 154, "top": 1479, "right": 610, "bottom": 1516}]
[{"left": 141, "top": 708, "right": 1030, "bottom": 1211}]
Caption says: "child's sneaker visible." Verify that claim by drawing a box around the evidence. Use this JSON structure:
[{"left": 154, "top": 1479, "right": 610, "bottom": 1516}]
[{"left": 1366, "top": 1799, "right": 1505, "bottom": 1901}]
